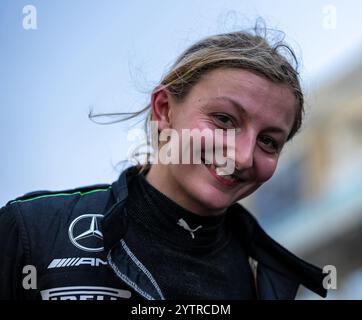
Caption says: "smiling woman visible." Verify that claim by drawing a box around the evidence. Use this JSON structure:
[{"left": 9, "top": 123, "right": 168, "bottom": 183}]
[
  {"left": 0, "top": 23, "right": 328, "bottom": 300},
  {"left": 145, "top": 68, "right": 297, "bottom": 215}
]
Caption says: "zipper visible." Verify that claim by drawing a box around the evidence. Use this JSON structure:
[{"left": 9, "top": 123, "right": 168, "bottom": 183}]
[{"left": 107, "top": 240, "right": 165, "bottom": 300}]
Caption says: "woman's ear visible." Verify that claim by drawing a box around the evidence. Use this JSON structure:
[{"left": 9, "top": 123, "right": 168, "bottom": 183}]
[{"left": 150, "top": 85, "right": 172, "bottom": 131}]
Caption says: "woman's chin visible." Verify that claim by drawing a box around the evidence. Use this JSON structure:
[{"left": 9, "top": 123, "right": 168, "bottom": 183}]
[{"left": 189, "top": 186, "right": 236, "bottom": 215}]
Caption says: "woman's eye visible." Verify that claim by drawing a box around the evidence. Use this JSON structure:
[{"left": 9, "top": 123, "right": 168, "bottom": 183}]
[
  {"left": 213, "top": 114, "right": 234, "bottom": 127},
  {"left": 258, "top": 136, "right": 279, "bottom": 153}
]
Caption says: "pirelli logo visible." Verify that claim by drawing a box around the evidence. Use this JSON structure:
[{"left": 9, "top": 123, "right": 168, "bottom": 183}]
[
  {"left": 47, "top": 257, "right": 107, "bottom": 269},
  {"left": 41, "top": 286, "right": 132, "bottom": 300}
]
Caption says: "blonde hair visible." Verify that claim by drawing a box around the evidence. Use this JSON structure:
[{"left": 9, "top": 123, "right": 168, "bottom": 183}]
[{"left": 90, "top": 24, "right": 304, "bottom": 174}]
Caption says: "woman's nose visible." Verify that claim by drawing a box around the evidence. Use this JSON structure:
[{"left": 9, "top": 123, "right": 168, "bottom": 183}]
[{"left": 234, "top": 134, "right": 255, "bottom": 171}]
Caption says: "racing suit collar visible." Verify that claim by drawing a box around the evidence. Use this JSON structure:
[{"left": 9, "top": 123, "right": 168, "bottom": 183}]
[
  {"left": 102, "top": 165, "right": 137, "bottom": 252},
  {"left": 227, "top": 202, "right": 328, "bottom": 298}
]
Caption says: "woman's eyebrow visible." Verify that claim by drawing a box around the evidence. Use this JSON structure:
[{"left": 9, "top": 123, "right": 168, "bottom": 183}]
[
  {"left": 209, "top": 96, "right": 247, "bottom": 115},
  {"left": 207, "top": 96, "right": 249, "bottom": 118},
  {"left": 208, "top": 96, "right": 289, "bottom": 136}
]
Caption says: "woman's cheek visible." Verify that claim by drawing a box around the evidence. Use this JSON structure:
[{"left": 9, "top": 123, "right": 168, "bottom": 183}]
[
  {"left": 255, "top": 156, "right": 278, "bottom": 183},
  {"left": 189, "top": 122, "right": 215, "bottom": 154}
]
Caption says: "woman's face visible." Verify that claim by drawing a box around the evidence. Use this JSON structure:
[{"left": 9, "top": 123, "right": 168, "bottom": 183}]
[{"left": 151, "top": 68, "right": 297, "bottom": 215}]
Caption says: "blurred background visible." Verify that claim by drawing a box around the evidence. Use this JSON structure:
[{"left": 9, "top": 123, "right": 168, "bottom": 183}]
[{"left": 1, "top": 0, "right": 361, "bottom": 299}]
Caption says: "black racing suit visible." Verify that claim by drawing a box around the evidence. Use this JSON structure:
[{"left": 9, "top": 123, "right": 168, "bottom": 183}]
[{"left": 0, "top": 166, "right": 327, "bottom": 300}]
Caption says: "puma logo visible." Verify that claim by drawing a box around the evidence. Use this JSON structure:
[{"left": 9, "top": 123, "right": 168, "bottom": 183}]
[{"left": 177, "top": 218, "right": 202, "bottom": 239}]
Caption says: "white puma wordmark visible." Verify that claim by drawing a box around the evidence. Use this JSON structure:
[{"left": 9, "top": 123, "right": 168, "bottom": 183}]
[{"left": 177, "top": 218, "right": 202, "bottom": 239}]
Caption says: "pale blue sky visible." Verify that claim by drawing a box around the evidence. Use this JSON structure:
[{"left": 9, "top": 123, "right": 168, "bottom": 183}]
[{"left": 1, "top": 0, "right": 362, "bottom": 205}]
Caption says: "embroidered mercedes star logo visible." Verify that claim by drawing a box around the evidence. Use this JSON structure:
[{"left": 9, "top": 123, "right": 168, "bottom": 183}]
[{"left": 68, "top": 214, "right": 104, "bottom": 252}]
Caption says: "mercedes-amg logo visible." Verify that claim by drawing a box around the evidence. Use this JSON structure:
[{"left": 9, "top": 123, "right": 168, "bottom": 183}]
[{"left": 68, "top": 214, "right": 104, "bottom": 252}]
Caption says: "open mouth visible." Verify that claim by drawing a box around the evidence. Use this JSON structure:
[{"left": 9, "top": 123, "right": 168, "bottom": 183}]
[{"left": 201, "top": 157, "right": 243, "bottom": 185}]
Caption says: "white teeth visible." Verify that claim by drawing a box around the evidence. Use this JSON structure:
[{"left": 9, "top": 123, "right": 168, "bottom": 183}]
[
  {"left": 202, "top": 159, "right": 239, "bottom": 182},
  {"left": 215, "top": 167, "right": 230, "bottom": 176},
  {"left": 215, "top": 167, "right": 238, "bottom": 180},
  {"left": 219, "top": 174, "right": 235, "bottom": 181},
  {"left": 206, "top": 164, "right": 238, "bottom": 181}
]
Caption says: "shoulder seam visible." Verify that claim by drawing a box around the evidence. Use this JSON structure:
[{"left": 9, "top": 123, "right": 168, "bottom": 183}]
[{"left": 9, "top": 186, "right": 111, "bottom": 205}]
